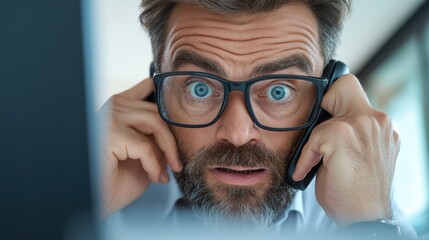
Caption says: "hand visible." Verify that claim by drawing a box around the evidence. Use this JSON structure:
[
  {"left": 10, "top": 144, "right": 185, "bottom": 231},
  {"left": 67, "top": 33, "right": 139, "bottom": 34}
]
[
  {"left": 98, "top": 78, "right": 182, "bottom": 217},
  {"left": 292, "top": 75, "right": 400, "bottom": 226}
]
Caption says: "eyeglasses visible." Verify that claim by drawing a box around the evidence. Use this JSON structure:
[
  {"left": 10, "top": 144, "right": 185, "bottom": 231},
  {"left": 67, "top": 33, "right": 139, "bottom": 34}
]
[{"left": 152, "top": 72, "right": 329, "bottom": 131}]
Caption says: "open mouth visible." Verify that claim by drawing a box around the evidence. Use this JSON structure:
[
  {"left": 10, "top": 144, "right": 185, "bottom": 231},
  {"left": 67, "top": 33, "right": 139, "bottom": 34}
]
[
  {"left": 216, "top": 167, "right": 265, "bottom": 175},
  {"left": 208, "top": 166, "right": 269, "bottom": 186}
]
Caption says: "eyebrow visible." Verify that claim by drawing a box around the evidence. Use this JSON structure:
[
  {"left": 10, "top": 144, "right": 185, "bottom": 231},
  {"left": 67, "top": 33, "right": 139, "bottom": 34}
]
[
  {"left": 172, "top": 50, "right": 226, "bottom": 76},
  {"left": 171, "top": 50, "right": 313, "bottom": 77},
  {"left": 252, "top": 54, "right": 313, "bottom": 76}
]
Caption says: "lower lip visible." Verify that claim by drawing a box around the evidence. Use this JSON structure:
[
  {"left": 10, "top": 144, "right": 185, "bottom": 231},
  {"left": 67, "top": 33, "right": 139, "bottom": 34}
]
[{"left": 208, "top": 167, "right": 269, "bottom": 186}]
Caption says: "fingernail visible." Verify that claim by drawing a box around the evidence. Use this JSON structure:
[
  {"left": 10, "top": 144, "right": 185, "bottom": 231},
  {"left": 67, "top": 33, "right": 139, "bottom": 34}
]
[
  {"left": 161, "top": 171, "right": 170, "bottom": 183},
  {"left": 175, "top": 159, "right": 183, "bottom": 171},
  {"left": 292, "top": 171, "right": 301, "bottom": 181}
]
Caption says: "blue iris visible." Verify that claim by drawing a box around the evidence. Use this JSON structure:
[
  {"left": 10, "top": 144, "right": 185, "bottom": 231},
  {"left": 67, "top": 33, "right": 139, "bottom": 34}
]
[
  {"left": 267, "top": 85, "right": 289, "bottom": 101},
  {"left": 189, "top": 82, "right": 212, "bottom": 99}
]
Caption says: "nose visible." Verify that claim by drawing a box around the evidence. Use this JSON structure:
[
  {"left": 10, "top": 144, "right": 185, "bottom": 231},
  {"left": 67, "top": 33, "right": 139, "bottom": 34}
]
[{"left": 215, "top": 92, "right": 260, "bottom": 147}]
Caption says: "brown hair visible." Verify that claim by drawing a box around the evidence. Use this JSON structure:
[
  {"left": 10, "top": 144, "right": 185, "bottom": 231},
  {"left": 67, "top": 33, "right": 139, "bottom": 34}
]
[{"left": 139, "top": 0, "right": 351, "bottom": 71}]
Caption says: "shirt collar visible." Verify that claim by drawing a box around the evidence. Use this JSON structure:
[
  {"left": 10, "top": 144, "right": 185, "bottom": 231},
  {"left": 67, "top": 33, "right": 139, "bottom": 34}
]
[
  {"left": 288, "top": 189, "right": 304, "bottom": 217},
  {"left": 163, "top": 171, "right": 184, "bottom": 217},
  {"left": 163, "top": 170, "right": 305, "bottom": 223},
  {"left": 275, "top": 189, "right": 304, "bottom": 225}
]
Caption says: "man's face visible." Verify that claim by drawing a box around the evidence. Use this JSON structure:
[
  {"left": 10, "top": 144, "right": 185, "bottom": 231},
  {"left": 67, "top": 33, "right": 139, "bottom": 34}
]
[{"left": 161, "top": 3, "right": 323, "bottom": 228}]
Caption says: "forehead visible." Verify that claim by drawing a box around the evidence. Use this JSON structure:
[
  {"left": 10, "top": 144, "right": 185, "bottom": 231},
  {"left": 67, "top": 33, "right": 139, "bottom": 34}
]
[{"left": 163, "top": 3, "right": 323, "bottom": 76}]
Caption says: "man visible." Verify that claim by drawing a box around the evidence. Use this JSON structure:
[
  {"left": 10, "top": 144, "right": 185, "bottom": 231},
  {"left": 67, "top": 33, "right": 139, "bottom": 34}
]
[{"left": 100, "top": 0, "right": 416, "bottom": 238}]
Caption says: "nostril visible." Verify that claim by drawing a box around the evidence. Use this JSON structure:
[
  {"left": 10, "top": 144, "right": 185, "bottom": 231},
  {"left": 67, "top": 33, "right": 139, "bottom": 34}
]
[{"left": 216, "top": 123, "right": 260, "bottom": 147}]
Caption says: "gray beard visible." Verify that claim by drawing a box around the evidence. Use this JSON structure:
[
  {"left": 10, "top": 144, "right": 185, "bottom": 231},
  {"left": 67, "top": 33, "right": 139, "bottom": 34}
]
[{"left": 174, "top": 142, "right": 296, "bottom": 230}]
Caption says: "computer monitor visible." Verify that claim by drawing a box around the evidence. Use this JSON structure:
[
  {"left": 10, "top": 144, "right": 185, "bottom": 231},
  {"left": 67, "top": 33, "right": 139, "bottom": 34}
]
[{"left": 0, "top": 1, "right": 97, "bottom": 239}]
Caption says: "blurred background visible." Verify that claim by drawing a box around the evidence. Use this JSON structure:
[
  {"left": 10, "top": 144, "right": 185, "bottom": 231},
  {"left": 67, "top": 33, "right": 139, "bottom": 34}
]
[{"left": 1, "top": 0, "right": 428, "bottom": 239}]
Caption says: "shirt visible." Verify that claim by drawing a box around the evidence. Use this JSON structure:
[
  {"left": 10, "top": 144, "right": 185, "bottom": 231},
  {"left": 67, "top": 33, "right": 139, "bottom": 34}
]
[{"left": 103, "top": 171, "right": 417, "bottom": 240}]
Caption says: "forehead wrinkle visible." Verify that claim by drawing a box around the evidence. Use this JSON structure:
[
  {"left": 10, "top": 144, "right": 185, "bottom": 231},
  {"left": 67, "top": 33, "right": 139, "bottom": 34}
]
[
  {"left": 167, "top": 8, "right": 320, "bottom": 51},
  {"left": 199, "top": 39, "right": 316, "bottom": 59},
  {"left": 281, "top": 25, "right": 319, "bottom": 56},
  {"left": 168, "top": 23, "right": 319, "bottom": 61},
  {"left": 169, "top": 22, "right": 317, "bottom": 46},
  {"left": 170, "top": 32, "right": 318, "bottom": 60},
  {"left": 169, "top": 25, "right": 281, "bottom": 47}
]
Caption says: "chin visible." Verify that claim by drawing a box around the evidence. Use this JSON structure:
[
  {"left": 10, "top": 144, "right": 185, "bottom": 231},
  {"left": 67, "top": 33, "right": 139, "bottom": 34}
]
[{"left": 187, "top": 176, "right": 292, "bottom": 230}]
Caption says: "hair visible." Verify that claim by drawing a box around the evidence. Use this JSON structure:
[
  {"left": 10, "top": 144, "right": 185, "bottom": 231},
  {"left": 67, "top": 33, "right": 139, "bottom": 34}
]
[{"left": 139, "top": 0, "right": 351, "bottom": 71}]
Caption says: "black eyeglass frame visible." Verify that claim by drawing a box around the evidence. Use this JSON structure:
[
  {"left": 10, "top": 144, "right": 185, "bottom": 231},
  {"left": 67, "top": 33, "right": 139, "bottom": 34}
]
[{"left": 152, "top": 72, "right": 329, "bottom": 131}]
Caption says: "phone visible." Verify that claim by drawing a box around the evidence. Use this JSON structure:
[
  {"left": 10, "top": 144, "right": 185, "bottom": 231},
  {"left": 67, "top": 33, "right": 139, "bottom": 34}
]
[
  {"left": 285, "top": 60, "right": 349, "bottom": 190},
  {"left": 147, "top": 61, "right": 350, "bottom": 190},
  {"left": 146, "top": 62, "right": 157, "bottom": 102}
]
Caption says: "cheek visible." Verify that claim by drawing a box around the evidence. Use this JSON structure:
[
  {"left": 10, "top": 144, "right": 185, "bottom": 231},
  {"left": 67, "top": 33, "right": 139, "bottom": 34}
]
[
  {"left": 171, "top": 126, "right": 217, "bottom": 154},
  {"left": 261, "top": 130, "right": 302, "bottom": 154}
]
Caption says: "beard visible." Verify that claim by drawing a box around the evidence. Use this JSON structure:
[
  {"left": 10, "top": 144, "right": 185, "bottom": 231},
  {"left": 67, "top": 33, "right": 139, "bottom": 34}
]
[{"left": 174, "top": 142, "right": 296, "bottom": 230}]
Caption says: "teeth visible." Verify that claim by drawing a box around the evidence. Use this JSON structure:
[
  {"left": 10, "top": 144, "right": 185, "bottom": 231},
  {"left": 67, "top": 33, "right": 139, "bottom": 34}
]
[{"left": 218, "top": 168, "right": 263, "bottom": 174}]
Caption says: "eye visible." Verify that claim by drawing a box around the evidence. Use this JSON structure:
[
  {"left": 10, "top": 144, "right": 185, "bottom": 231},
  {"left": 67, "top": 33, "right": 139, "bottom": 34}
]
[
  {"left": 267, "top": 85, "right": 291, "bottom": 101},
  {"left": 188, "top": 81, "right": 213, "bottom": 99}
]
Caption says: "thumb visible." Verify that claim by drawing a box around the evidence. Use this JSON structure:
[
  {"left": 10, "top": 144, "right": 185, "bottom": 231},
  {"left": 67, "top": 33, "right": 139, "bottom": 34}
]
[{"left": 322, "top": 74, "right": 372, "bottom": 117}]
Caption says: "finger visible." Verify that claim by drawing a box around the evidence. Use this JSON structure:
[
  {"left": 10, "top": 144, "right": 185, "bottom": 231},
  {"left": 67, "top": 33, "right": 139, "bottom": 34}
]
[
  {"left": 126, "top": 112, "right": 182, "bottom": 172},
  {"left": 292, "top": 131, "right": 323, "bottom": 181},
  {"left": 112, "top": 95, "right": 158, "bottom": 113},
  {"left": 292, "top": 121, "right": 346, "bottom": 181},
  {"left": 111, "top": 131, "right": 163, "bottom": 183},
  {"left": 120, "top": 77, "right": 155, "bottom": 100},
  {"left": 129, "top": 140, "right": 164, "bottom": 183},
  {"left": 321, "top": 74, "right": 372, "bottom": 117},
  {"left": 146, "top": 135, "right": 170, "bottom": 183}
]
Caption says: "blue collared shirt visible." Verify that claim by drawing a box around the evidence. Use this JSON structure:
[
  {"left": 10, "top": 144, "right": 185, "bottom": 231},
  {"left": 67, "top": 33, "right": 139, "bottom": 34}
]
[{"left": 104, "top": 171, "right": 417, "bottom": 239}]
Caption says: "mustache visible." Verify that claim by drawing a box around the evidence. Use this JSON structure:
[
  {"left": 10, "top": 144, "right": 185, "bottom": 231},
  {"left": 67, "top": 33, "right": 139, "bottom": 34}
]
[{"left": 180, "top": 142, "right": 288, "bottom": 179}]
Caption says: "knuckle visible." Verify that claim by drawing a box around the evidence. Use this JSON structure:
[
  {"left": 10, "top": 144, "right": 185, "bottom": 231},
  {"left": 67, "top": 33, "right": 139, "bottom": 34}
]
[
  {"left": 108, "top": 95, "right": 128, "bottom": 114},
  {"left": 352, "top": 114, "right": 372, "bottom": 126},
  {"left": 111, "top": 143, "right": 126, "bottom": 161},
  {"left": 330, "top": 120, "right": 354, "bottom": 138},
  {"left": 372, "top": 110, "right": 391, "bottom": 126},
  {"left": 110, "top": 94, "right": 125, "bottom": 104},
  {"left": 108, "top": 94, "right": 123, "bottom": 108},
  {"left": 139, "top": 143, "right": 161, "bottom": 171},
  {"left": 343, "top": 73, "right": 359, "bottom": 84},
  {"left": 393, "top": 130, "right": 401, "bottom": 148},
  {"left": 139, "top": 141, "right": 154, "bottom": 155}
]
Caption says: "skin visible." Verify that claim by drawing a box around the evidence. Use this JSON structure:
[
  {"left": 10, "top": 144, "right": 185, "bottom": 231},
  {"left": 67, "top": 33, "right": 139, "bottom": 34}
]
[{"left": 100, "top": 3, "right": 399, "bottom": 227}]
